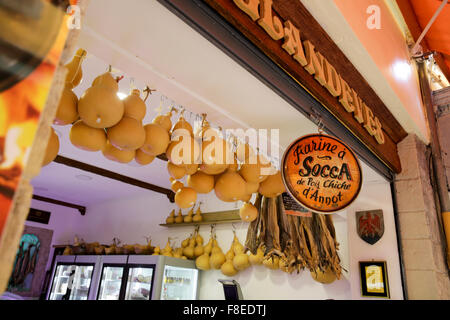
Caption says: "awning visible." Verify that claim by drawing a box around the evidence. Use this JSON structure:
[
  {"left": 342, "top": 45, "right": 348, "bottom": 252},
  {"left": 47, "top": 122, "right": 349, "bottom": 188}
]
[{"left": 397, "top": 0, "right": 450, "bottom": 80}]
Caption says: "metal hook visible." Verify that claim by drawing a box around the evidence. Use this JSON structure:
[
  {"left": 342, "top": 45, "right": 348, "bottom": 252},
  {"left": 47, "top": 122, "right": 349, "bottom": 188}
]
[
  {"left": 310, "top": 110, "right": 325, "bottom": 134},
  {"left": 317, "top": 118, "right": 325, "bottom": 135}
]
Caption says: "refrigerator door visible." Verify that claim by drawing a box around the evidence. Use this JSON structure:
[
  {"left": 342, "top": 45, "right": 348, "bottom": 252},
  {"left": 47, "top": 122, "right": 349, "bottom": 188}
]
[
  {"left": 97, "top": 265, "right": 125, "bottom": 300},
  {"left": 74, "top": 256, "right": 102, "bottom": 300},
  {"left": 69, "top": 264, "right": 94, "bottom": 300},
  {"left": 48, "top": 264, "right": 74, "bottom": 300},
  {"left": 124, "top": 266, "right": 155, "bottom": 300},
  {"left": 160, "top": 265, "right": 199, "bottom": 300}
]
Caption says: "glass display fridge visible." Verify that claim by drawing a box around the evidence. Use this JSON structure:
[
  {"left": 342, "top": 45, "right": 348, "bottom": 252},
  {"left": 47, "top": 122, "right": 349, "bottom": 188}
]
[
  {"left": 95, "top": 255, "right": 128, "bottom": 300},
  {"left": 47, "top": 255, "right": 101, "bottom": 300},
  {"left": 149, "top": 256, "right": 198, "bottom": 300},
  {"left": 94, "top": 255, "right": 198, "bottom": 300}
]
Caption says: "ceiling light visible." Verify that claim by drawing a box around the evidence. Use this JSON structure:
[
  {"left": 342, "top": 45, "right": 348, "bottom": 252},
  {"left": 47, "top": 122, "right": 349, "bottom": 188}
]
[
  {"left": 117, "top": 92, "right": 127, "bottom": 100},
  {"left": 75, "top": 174, "right": 93, "bottom": 181}
]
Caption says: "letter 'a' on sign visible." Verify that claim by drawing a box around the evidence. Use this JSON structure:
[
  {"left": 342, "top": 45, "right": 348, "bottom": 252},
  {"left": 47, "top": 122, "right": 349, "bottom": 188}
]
[{"left": 281, "top": 134, "right": 362, "bottom": 214}]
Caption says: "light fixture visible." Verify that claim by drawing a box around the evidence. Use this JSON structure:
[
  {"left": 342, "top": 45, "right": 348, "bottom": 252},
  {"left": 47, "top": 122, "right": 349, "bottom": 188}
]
[
  {"left": 391, "top": 60, "right": 412, "bottom": 82},
  {"left": 75, "top": 174, "right": 93, "bottom": 181},
  {"left": 117, "top": 92, "right": 127, "bottom": 100}
]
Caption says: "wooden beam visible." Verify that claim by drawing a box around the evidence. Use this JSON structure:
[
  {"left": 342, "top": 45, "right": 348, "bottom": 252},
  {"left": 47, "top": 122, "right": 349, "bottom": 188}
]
[
  {"left": 32, "top": 194, "right": 86, "bottom": 215},
  {"left": 53, "top": 155, "right": 175, "bottom": 202},
  {"left": 157, "top": 153, "right": 168, "bottom": 162}
]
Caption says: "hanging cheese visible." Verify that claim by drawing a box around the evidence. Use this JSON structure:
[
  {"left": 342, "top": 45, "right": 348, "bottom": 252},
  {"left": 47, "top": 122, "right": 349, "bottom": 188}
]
[
  {"left": 171, "top": 179, "right": 184, "bottom": 193},
  {"left": 102, "top": 140, "right": 135, "bottom": 163},
  {"left": 135, "top": 149, "right": 155, "bottom": 165},
  {"left": 214, "top": 168, "right": 246, "bottom": 202},
  {"left": 123, "top": 89, "right": 146, "bottom": 121},
  {"left": 245, "top": 181, "right": 260, "bottom": 194},
  {"left": 239, "top": 202, "right": 258, "bottom": 222},
  {"left": 210, "top": 246, "right": 226, "bottom": 269},
  {"left": 91, "top": 72, "right": 119, "bottom": 92},
  {"left": 175, "top": 187, "right": 197, "bottom": 209},
  {"left": 167, "top": 161, "right": 186, "bottom": 180},
  {"left": 185, "top": 163, "right": 199, "bottom": 175},
  {"left": 153, "top": 110, "right": 173, "bottom": 132},
  {"left": 172, "top": 114, "right": 193, "bottom": 136},
  {"left": 107, "top": 117, "right": 145, "bottom": 151},
  {"left": 249, "top": 246, "right": 264, "bottom": 265},
  {"left": 42, "top": 127, "right": 59, "bottom": 167},
  {"left": 107, "top": 117, "right": 145, "bottom": 150},
  {"left": 196, "top": 253, "right": 211, "bottom": 270},
  {"left": 258, "top": 171, "right": 286, "bottom": 198},
  {"left": 311, "top": 267, "right": 337, "bottom": 284},
  {"left": 64, "top": 48, "right": 87, "bottom": 89},
  {"left": 238, "top": 156, "right": 272, "bottom": 184},
  {"left": 239, "top": 193, "right": 252, "bottom": 202},
  {"left": 221, "top": 239, "right": 238, "bottom": 276},
  {"left": 140, "top": 123, "right": 170, "bottom": 156},
  {"left": 54, "top": 86, "right": 78, "bottom": 125},
  {"left": 166, "top": 135, "right": 200, "bottom": 165},
  {"left": 199, "top": 136, "right": 231, "bottom": 175},
  {"left": 78, "top": 72, "right": 124, "bottom": 128},
  {"left": 69, "top": 120, "right": 106, "bottom": 152},
  {"left": 187, "top": 171, "right": 214, "bottom": 194}
]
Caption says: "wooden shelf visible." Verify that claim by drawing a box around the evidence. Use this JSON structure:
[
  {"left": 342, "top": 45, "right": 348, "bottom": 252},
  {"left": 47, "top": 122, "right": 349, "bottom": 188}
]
[{"left": 159, "top": 210, "right": 244, "bottom": 227}]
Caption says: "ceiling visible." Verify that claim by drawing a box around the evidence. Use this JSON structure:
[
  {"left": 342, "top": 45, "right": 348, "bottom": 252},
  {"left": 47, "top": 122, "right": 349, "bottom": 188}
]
[{"left": 31, "top": 0, "right": 386, "bottom": 207}]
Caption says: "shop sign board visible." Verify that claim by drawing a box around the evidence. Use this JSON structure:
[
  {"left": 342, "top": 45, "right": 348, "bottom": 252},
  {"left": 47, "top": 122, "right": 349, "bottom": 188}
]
[
  {"left": 281, "top": 192, "right": 312, "bottom": 217},
  {"left": 356, "top": 209, "right": 384, "bottom": 245},
  {"left": 232, "top": 0, "right": 385, "bottom": 145},
  {"left": 203, "top": 0, "right": 406, "bottom": 173},
  {"left": 281, "top": 134, "right": 362, "bottom": 213}
]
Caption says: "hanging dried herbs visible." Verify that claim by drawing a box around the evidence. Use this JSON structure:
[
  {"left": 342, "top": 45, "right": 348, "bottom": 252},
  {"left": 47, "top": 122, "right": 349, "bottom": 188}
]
[{"left": 245, "top": 194, "right": 342, "bottom": 279}]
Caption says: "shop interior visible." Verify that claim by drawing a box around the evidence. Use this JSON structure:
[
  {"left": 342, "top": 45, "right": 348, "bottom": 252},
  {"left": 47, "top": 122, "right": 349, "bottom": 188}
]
[{"left": 16, "top": 0, "right": 405, "bottom": 300}]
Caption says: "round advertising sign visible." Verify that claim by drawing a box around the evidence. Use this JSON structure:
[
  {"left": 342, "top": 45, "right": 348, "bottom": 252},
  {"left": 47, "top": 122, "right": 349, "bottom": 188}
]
[{"left": 281, "top": 134, "right": 362, "bottom": 214}]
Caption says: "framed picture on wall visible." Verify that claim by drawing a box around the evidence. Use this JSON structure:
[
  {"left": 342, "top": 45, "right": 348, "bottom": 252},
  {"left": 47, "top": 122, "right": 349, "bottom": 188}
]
[{"left": 359, "top": 261, "right": 390, "bottom": 298}]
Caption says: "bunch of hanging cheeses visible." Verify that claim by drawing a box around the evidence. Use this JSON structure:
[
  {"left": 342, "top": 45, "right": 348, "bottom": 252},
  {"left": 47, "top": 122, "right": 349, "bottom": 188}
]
[
  {"left": 166, "top": 115, "right": 287, "bottom": 218},
  {"left": 244, "top": 194, "right": 343, "bottom": 284},
  {"left": 49, "top": 49, "right": 170, "bottom": 167},
  {"left": 42, "top": 49, "right": 89, "bottom": 167},
  {"left": 193, "top": 226, "right": 251, "bottom": 276}
]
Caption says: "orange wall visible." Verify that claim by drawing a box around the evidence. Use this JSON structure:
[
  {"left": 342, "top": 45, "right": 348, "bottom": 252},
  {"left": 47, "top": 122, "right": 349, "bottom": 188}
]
[{"left": 334, "top": 0, "right": 428, "bottom": 141}]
